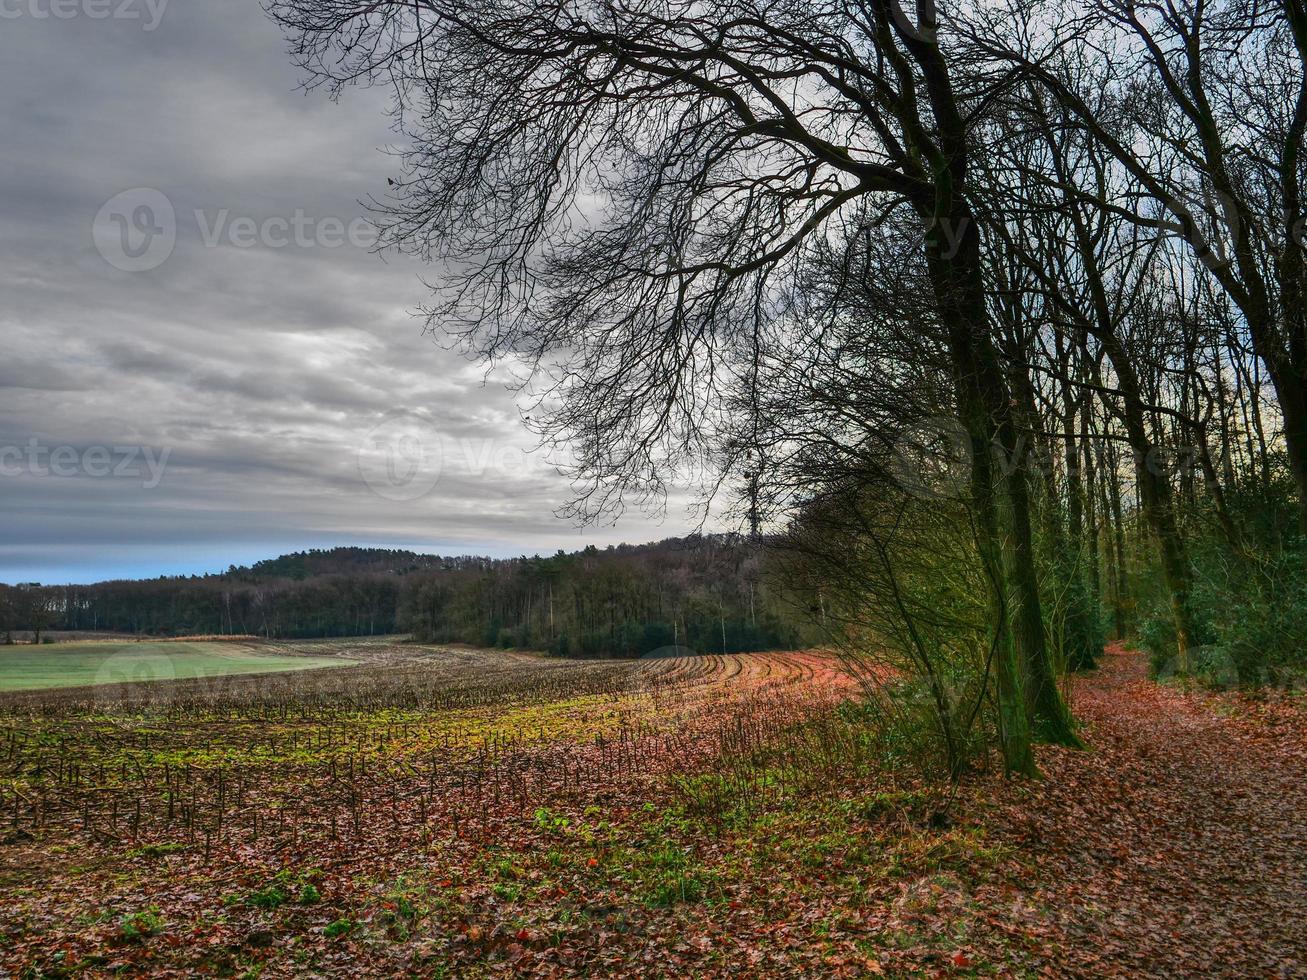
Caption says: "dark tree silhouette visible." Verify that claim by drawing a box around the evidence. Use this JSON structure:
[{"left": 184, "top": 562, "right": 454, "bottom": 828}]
[{"left": 269, "top": 0, "right": 1096, "bottom": 772}]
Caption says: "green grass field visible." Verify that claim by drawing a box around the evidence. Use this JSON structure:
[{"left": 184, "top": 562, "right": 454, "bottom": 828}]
[{"left": 0, "top": 641, "right": 356, "bottom": 692}]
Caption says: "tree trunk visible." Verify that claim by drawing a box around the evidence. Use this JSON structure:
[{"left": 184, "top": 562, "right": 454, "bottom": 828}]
[
  {"left": 1081, "top": 404, "right": 1103, "bottom": 619},
  {"left": 1099, "top": 331, "right": 1200, "bottom": 672},
  {"left": 1105, "top": 439, "right": 1131, "bottom": 639},
  {"left": 1277, "top": 369, "right": 1307, "bottom": 537},
  {"left": 1059, "top": 352, "right": 1100, "bottom": 671},
  {"left": 927, "top": 212, "right": 1078, "bottom": 766}
]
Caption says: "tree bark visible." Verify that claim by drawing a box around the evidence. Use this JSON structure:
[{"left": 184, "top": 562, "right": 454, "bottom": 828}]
[
  {"left": 1098, "top": 332, "right": 1200, "bottom": 671},
  {"left": 926, "top": 210, "right": 1079, "bottom": 761}
]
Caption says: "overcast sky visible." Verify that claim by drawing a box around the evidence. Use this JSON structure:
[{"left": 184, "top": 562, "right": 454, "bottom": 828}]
[{"left": 0, "top": 0, "right": 698, "bottom": 585}]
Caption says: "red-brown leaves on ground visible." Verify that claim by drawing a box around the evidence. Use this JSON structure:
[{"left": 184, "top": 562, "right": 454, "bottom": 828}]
[{"left": 1, "top": 643, "right": 1304, "bottom": 977}]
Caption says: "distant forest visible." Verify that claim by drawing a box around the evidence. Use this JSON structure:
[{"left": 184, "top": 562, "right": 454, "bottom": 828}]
[{"left": 0, "top": 538, "right": 809, "bottom": 656}]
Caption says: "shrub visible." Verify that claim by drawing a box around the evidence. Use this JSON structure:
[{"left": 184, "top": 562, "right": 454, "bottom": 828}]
[
  {"left": 1139, "top": 474, "right": 1307, "bottom": 688},
  {"left": 118, "top": 908, "right": 164, "bottom": 941},
  {"left": 323, "top": 918, "right": 355, "bottom": 938}
]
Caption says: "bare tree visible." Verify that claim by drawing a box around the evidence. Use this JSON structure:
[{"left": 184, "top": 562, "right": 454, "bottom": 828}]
[
  {"left": 270, "top": 0, "right": 1089, "bottom": 771},
  {"left": 974, "top": 0, "right": 1307, "bottom": 534},
  {"left": 972, "top": 88, "right": 1209, "bottom": 668}
]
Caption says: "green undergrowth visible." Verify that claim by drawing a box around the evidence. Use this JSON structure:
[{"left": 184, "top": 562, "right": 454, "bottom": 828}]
[
  {"left": 129, "top": 710, "right": 1016, "bottom": 973},
  {"left": 337, "top": 777, "right": 1016, "bottom": 972},
  {"left": 224, "top": 867, "right": 325, "bottom": 911},
  {"left": 3, "top": 704, "right": 1031, "bottom": 977}
]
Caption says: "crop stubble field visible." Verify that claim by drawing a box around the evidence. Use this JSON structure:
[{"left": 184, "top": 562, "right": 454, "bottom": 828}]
[{"left": 1, "top": 639, "right": 896, "bottom": 976}]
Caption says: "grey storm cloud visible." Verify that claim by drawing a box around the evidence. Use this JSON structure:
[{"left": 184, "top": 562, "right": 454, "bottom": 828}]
[
  {"left": 0, "top": 359, "right": 89, "bottom": 391},
  {"left": 0, "top": 0, "right": 692, "bottom": 585}
]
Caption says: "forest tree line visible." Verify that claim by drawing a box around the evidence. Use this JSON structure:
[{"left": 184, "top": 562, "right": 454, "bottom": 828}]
[
  {"left": 398, "top": 537, "right": 802, "bottom": 656},
  {"left": 0, "top": 538, "right": 805, "bottom": 655}
]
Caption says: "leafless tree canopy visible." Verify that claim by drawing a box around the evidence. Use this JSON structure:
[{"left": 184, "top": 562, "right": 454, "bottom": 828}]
[{"left": 271, "top": 0, "right": 1307, "bottom": 774}]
